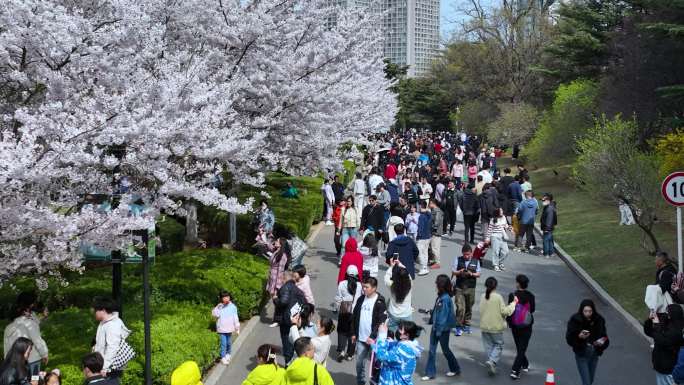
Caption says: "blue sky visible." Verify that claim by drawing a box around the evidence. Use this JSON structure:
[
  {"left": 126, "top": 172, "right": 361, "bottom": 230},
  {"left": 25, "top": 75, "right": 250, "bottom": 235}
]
[{"left": 441, "top": 0, "right": 494, "bottom": 40}]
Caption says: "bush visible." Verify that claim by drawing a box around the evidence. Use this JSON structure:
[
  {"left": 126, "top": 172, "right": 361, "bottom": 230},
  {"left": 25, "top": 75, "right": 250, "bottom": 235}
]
[
  {"left": 654, "top": 131, "right": 684, "bottom": 177},
  {"left": 0, "top": 249, "right": 268, "bottom": 385},
  {"left": 524, "top": 80, "right": 598, "bottom": 165}
]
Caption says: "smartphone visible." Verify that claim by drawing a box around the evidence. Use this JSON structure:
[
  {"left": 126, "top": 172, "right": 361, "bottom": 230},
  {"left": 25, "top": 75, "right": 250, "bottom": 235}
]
[
  {"left": 393, "top": 253, "right": 399, "bottom": 261},
  {"left": 31, "top": 375, "right": 39, "bottom": 382}
]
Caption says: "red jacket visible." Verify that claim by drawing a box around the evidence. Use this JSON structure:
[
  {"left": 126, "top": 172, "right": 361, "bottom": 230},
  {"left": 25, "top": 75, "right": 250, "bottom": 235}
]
[
  {"left": 338, "top": 238, "right": 364, "bottom": 283},
  {"left": 473, "top": 242, "right": 489, "bottom": 261},
  {"left": 384, "top": 163, "right": 397, "bottom": 180}
]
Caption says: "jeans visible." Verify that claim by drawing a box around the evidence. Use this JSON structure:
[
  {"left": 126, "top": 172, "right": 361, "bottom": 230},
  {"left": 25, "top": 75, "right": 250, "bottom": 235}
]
[
  {"left": 356, "top": 341, "right": 372, "bottom": 385},
  {"left": 522, "top": 223, "right": 536, "bottom": 248},
  {"left": 429, "top": 236, "right": 442, "bottom": 264},
  {"left": 444, "top": 205, "right": 457, "bottom": 233},
  {"left": 482, "top": 332, "right": 504, "bottom": 364},
  {"left": 543, "top": 231, "right": 554, "bottom": 255},
  {"left": 341, "top": 227, "right": 359, "bottom": 255},
  {"left": 511, "top": 326, "right": 532, "bottom": 373},
  {"left": 219, "top": 333, "right": 232, "bottom": 358},
  {"left": 417, "top": 239, "right": 430, "bottom": 270},
  {"left": 491, "top": 235, "right": 509, "bottom": 267},
  {"left": 387, "top": 313, "right": 413, "bottom": 331},
  {"left": 575, "top": 347, "right": 599, "bottom": 385},
  {"left": 425, "top": 330, "right": 461, "bottom": 377},
  {"left": 455, "top": 287, "right": 476, "bottom": 326},
  {"left": 463, "top": 215, "right": 476, "bottom": 243},
  {"left": 656, "top": 373, "right": 674, "bottom": 385}
]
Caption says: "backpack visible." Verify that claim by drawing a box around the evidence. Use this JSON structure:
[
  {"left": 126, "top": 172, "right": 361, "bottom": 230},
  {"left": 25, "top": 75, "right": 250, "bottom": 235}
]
[
  {"left": 671, "top": 271, "right": 684, "bottom": 304},
  {"left": 511, "top": 302, "right": 532, "bottom": 328}
]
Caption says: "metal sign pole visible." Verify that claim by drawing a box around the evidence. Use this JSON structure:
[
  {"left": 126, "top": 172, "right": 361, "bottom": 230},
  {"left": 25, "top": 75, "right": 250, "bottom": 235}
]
[{"left": 678, "top": 206, "right": 682, "bottom": 273}]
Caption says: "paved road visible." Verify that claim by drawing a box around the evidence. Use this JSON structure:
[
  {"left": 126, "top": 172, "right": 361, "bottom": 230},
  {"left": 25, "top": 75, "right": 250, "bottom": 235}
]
[{"left": 218, "top": 220, "right": 652, "bottom": 385}]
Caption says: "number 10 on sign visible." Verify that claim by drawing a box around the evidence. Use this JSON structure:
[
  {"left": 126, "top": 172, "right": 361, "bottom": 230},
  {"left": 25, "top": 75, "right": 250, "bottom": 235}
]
[{"left": 662, "top": 172, "right": 684, "bottom": 272}]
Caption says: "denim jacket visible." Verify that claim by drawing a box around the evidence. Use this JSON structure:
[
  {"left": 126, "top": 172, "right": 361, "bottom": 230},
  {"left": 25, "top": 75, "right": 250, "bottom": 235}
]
[{"left": 429, "top": 293, "right": 457, "bottom": 336}]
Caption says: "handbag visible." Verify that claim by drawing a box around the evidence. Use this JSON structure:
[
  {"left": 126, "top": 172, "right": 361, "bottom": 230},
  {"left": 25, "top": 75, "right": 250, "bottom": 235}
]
[
  {"left": 339, "top": 300, "right": 353, "bottom": 315},
  {"left": 110, "top": 337, "right": 136, "bottom": 370}
]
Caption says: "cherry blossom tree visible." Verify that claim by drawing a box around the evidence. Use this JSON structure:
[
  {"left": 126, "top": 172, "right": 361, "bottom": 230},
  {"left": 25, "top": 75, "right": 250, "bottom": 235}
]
[{"left": 0, "top": 0, "right": 395, "bottom": 283}]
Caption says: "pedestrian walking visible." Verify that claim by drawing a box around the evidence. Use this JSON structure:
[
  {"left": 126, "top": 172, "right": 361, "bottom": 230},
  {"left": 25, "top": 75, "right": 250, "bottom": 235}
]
[
  {"left": 405, "top": 206, "right": 420, "bottom": 240},
  {"left": 373, "top": 321, "right": 423, "bottom": 385},
  {"left": 451, "top": 243, "right": 480, "bottom": 336},
  {"left": 92, "top": 298, "right": 131, "bottom": 385},
  {"left": 338, "top": 237, "right": 364, "bottom": 284},
  {"left": 266, "top": 238, "right": 290, "bottom": 313},
  {"left": 273, "top": 271, "right": 306, "bottom": 363},
  {"left": 540, "top": 193, "right": 557, "bottom": 258},
  {"left": 479, "top": 277, "right": 518, "bottom": 376},
  {"left": 459, "top": 184, "right": 479, "bottom": 244},
  {"left": 332, "top": 175, "right": 346, "bottom": 204},
  {"left": 351, "top": 277, "right": 387, "bottom": 385},
  {"left": 485, "top": 208, "right": 510, "bottom": 272},
  {"left": 385, "top": 224, "right": 419, "bottom": 280},
  {"left": 442, "top": 181, "right": 460, "bottom": 236},
  {"left": 428, "top": 199, "right": 444, "bottom": 269},
  {"left": 335, "top": 265, "right": 362, "bottom": 362},
  {"left": 386, "top": 206, "right": 405, "bottom": 244},
  {"left": 360, "top": 195, "right": 385, "bottom": 245},
  {"left": 422, "top": 275, "right": 461, "bottom": 381},
  {"left": 3, "top": 292, "right": 48, "bottom": 376},
  {"left": 337, "top": 196, "right": 360, "bottom": 258},
  {"left": 507, "top": 275, "right": 535, "bottom": 380},
  {"left": 517, "top": 190, "right": 538, "bottom": 252},
  {"left": 643, "top": 304, "right": 684, "bottom": 385},
  {"left": 565, "top": 299, "right": 610, "bottom": 385},
  {"left": 360, "top": 233, "right": 379, "bottom": 279},
  {"left": 322, "top": 179, "right": 335, "bottom": 225},
  {"left": 240, "top": 344, "right": 285, "bottom": 385},
  {"left": 384, "top": 261, "right": 413, "bottom": 331},
  {"left": 416, "top": 202, "right": 432, "bottom": 276},
  {"left": 354, "top": 172, "right": 367, "bottom": 222},
  {"left": 211, "top": 290, "right": 240, "bottom": 365}
]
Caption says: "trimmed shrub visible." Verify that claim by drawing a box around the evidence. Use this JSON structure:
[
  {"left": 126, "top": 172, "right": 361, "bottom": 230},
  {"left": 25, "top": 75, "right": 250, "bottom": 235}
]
[{"left": 157, "top": 216, "right": 185, "bottom": 253}]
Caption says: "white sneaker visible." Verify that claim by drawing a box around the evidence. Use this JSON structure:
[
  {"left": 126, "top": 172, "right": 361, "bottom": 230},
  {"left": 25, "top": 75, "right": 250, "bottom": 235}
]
[
  {"left": 417, "top": 269, "right": 430, "bottom": 276},
  {"left": 221, "top": 355, "right": 231, "bottom": 365},
  {"left": 268, "top": 322, "right": 279, "bottom": 328},
  {"left": 420, "top": 376, "right": 434, "bottom": 381},
  {"left": 485, "top": 360, "right": 496, "bottom": 375},
  {"left": 325, "top": 221, "right": 334, "bottom": 226},
  {"left": 494, "top": 266, "right": 501, "bottom": 272},
  {"left": 445, "top": 372, "right": 458, "bottom": 377}
]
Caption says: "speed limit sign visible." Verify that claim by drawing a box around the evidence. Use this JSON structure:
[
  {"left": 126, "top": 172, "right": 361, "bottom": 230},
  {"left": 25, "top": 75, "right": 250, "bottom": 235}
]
[{"left": 662, "top": 172, "right": 684, "bottom": 206}]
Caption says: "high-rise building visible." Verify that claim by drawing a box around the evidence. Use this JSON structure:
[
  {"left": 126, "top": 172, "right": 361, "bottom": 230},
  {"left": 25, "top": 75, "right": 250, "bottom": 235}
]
[{"left": 332, "top": 0, "right": 440, "bottom": 77}]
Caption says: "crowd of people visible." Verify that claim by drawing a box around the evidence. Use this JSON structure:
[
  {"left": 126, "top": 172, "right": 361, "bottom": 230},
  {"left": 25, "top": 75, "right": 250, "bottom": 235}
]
[{"left": 3, "top": 130, "right": 681, "bottom": 385}]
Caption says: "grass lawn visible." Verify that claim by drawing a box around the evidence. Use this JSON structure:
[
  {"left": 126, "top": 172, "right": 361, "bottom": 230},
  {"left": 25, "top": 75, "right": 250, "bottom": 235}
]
[{"left": 500, "top": 157, "right": 677, "bottom": 319}]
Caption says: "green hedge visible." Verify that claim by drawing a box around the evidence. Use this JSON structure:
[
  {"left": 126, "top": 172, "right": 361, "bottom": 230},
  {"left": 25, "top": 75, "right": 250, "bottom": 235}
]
[
  {"left": 0, "top": 249, "right": 268, "bottom": 385},
  {"left": 157, "top": 216, "right": 185, "bottom": 253}
]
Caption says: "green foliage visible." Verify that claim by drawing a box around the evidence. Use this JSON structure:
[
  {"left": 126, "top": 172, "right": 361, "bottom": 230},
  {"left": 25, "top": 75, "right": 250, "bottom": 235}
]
[
  {"left": 654, "top": 131, "right": 684, "bottom": 177},
  {"left": 487, "top": 103, "right": 539, "bottom": 145},
  {"left": 157, "top": 216, "right": 185, "bottom": 253},
  {"left": 341, "top": 160, "right": 357, "bottom": 187},
  {"left": 524, "top": 80, "right": 598, "bottom": 165},
  {"left": 452, "top": 100, "right": 499, "bottom": 138},
  {"left": 574, "top": 116, "right": 664, "bottom": 253},
  {"left": 0, "top": 249, "right": 268, "bottom": 385}
]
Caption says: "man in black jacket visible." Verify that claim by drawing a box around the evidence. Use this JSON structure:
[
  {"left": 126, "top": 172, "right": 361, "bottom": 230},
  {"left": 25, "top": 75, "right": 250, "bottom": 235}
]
[
  {"left": 459, "top": 184, "right": 479, "bottom": 244},
  {"left": 540, "top": 193, "right": 558, "bottom": 258},
  {"left": 274, "top": 271, "right": 306, "bottom": 363},
  {"left": 351, "top": 277, "right": 387, "bottom": 385},
  {"left": 331, "top": 175, "right": 346, "bottom": 203},
  {"left": 361, "top": 195, "right": 385, "bottom": 242},
  {"left": 479, "top": 184, "right": 499, "bottom": 240}
]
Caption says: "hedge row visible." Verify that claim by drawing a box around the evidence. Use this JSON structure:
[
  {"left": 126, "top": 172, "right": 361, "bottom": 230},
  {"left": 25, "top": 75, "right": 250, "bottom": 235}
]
[{"left": 0, "top": 249, "right": 268, "bottom": 385}]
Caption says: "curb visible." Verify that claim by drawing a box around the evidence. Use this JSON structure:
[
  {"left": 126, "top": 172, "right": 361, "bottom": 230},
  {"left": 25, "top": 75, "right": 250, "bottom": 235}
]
[{"left": 533, "top": 224, "right": 651, "bottom": 345}]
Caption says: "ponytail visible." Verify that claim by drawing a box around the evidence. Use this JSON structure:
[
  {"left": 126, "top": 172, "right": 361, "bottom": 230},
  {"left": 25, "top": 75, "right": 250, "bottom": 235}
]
[
  {"left": 319, "top": 317, "right": 336, "bottom": 335},
  {"left": 346, "top": 274, "right": 358, "bottom": 296},
  {"left": 485, "top": 277, "right": 497, "bottom": 300}
]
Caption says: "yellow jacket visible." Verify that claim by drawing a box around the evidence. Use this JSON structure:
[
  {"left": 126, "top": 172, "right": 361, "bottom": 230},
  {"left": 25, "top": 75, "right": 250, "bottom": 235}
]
[
  {"left": 479, "top": 291, "right": 516, "bottom": 333},
  {"left": 285, "top": 357, "right": 334, "bottom": 385},
  {"left": 242, "top": 363, "right": 286, "bottom": 385}
]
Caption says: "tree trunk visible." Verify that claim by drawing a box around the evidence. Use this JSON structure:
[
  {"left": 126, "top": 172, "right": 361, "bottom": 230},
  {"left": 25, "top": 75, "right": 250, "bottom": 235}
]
[{"left": 185, "top": 203, "right": 198, "bottom": 244}]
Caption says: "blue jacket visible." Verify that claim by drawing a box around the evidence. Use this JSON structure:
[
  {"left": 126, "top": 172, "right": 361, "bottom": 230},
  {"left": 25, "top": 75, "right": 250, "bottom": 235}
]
[
  {"left": 373, "top": 334, "right": 422, "bottom": 385},
  {"left": 517, "top": 198, "right": 538, "bottom": 225},
  {"left": 387, "top": 182, "right": 400, "bottom": 204},
  {"left": 429, "top": 293, "right": 457, "bottom": 336},
  {"left": 386, "top": 235, "right": 419, "bottom": 279},
  {"left": 507, "top": 181, "right": 523, "bottom": 202},
  {"left": 416, "top": 212, "right": 432, "bottom": 240},
  {"left": 673, "top": 348, "right": 684, "bottom": 383}
]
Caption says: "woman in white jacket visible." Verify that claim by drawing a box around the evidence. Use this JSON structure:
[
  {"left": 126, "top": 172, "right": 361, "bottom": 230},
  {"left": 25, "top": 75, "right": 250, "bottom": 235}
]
[
  {"left": 93, "top": 298, "right": 131, "bottom": 380},
  {"left": 289, "top": 316, "right": 335, "bottom": 367},
  {"left": 384, "top": 261, "right": 413, "bottom": 331},
  {"left": 334, "top": 265, "right": 362, "bottom": 361}
]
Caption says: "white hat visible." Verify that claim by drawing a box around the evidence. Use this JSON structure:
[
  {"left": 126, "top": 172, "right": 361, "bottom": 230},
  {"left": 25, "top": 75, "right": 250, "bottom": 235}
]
[{"left": 346, "top": 265, "right": 359, "bottom": 276}]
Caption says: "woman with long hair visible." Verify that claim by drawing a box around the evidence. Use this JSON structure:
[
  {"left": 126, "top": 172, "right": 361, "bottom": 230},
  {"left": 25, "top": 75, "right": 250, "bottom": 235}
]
[
  {"left": 290, "top": 314, "right": 336, "bottom": 367},
  {"left": 486, "top": 207, "right": 510, "bottom": 272},
  {"left": 266, "top": 237, "right": 290, "bottom": 328},
  {"left": 644, "top": 304, "right": 684, "bottom": 385},
  {"left": 334, "top": 265, "right": 362, "bottom": 362},
  {"left": 479, "top": 277, "right": 518, "bottom": 376},
  {"left": 241, "top": 344, "right": 285, "bottom": 385},
  {"left": 566, "top": 299, "right": 609, "bottom": 385},
  {"left": 422, "top": 274, "right": 460, "bottom": 381},
  {"left": 337, "top": 196, "right": 359, "bottom": 259},
  {"left": 374, "top": 320, "right": 424, "bottom": 385},
  {"left": 360, "top": 233, "right": 379, "bottom": 279},
  {"left": 384, "top": 261, "right": 413, "bottom": 331},
  {"left": 0, "top": 337, "right": 33, "bottom": 385}
]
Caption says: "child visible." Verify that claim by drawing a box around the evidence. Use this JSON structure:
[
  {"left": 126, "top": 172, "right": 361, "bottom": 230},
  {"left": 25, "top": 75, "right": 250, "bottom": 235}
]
[
  {"left": 42, "top": 369, "right": 61, "bottom": 385},
  {"left": 212, "top": 290, "right": 240, "bottom": 365},
  {"left": 360, "top": 233, "right": 379, "bottom": 278},
  {"left": 240, "top": 344, "right": 285, "bottom": 385},
  {"left": 451, "top": 243, "right": 481, "bottom": 336},
  {"left": 472, "top": 239, "right": 490, "bottom": 262},
  {"left": 293, "top": 265, "right": 315, "bottom": 305}
]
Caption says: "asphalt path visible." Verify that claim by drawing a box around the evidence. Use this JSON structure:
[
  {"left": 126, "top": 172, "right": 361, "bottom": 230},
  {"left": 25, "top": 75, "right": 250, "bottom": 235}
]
[{"left": 218, "top": 220, "right": 653, "bottom": 385}]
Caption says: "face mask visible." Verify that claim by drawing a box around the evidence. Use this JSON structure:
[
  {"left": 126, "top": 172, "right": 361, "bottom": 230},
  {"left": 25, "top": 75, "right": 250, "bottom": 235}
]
[{"left": 543, "top": 201, "right": 550, "bottom": 206}]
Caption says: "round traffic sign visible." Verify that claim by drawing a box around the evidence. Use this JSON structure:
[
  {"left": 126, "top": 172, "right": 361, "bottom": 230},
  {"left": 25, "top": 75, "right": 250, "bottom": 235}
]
[{"left": 662, "top": 172, "right": 684, "bottom": 206}]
